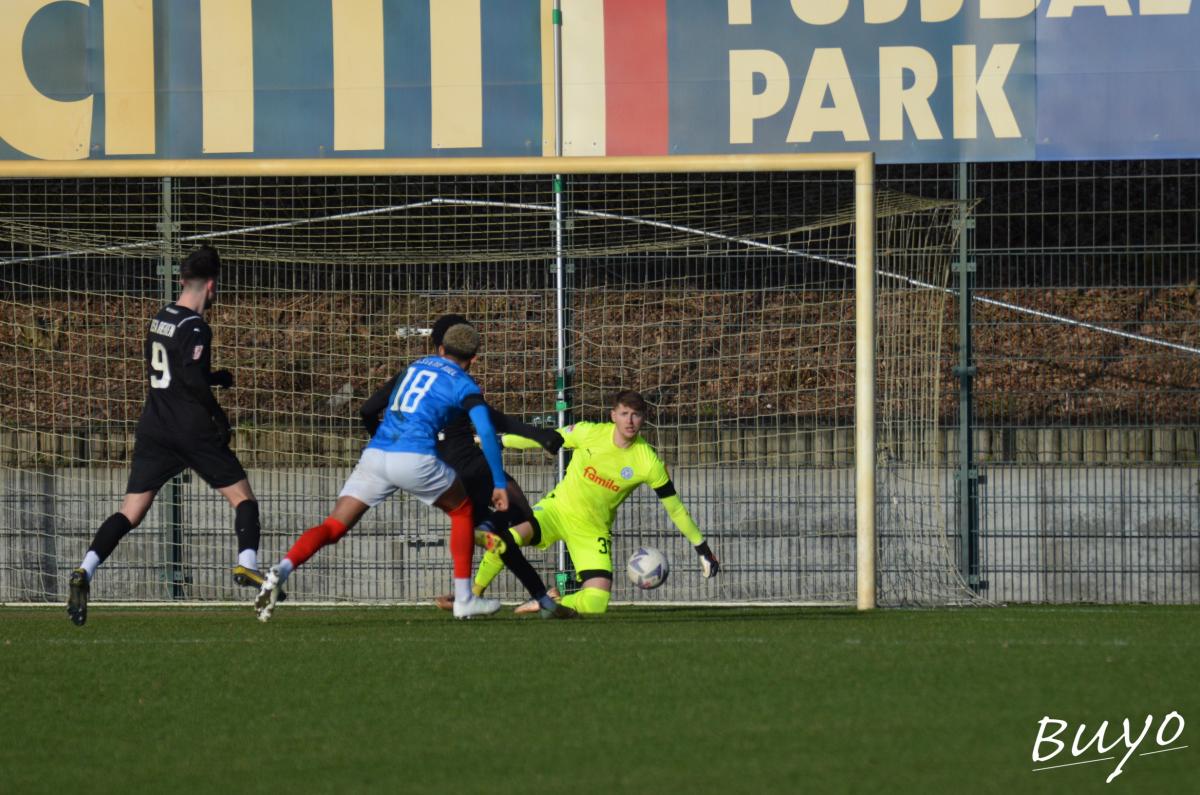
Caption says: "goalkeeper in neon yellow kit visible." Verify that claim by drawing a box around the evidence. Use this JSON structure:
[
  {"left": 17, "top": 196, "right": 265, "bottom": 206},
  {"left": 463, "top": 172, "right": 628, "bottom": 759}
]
[{"left": 472, "top": 390, "right": 720, "bottom": 615}]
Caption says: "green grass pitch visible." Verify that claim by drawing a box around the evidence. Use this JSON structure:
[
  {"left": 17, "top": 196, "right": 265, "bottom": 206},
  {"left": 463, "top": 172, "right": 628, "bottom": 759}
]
[{"left": 2, "top": 605, "right": 1196, "bottom": 793}]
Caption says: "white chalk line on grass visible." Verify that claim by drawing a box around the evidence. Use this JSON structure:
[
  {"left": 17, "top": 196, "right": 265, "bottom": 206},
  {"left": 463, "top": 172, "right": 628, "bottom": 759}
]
[
  {"left": 1, "top": 600, "right": 850, "bottom": 609},
  {"left": 12, "top": 635, "right": 770, "bottom": 647},
  {"left": 837, "top": 637, "right": 1184, "bottom": 648},
  {"left": 9, "top": 633, "right": 1188, "bottom": 649}
]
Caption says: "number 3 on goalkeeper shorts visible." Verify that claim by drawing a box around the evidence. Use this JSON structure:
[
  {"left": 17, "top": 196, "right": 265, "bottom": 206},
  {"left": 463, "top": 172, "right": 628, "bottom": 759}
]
[{"left": 390, "top": 367, "right": 438, "bottom": 414}]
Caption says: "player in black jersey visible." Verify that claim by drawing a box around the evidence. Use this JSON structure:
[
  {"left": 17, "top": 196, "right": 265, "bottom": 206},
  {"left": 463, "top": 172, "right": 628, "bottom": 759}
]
[
  {"left": 66, "top": 245, "right": 270, "bottom": 626},
  {"left": 358, "top": 314, "right": 575, "bottom": 618}
]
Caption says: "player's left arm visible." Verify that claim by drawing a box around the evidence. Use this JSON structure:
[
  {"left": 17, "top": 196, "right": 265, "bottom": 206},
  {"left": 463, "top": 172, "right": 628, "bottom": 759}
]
[
  {"left": 207, "top": 368, "right": 233, "bottom": 388},
  {"left": 502, "top": 421, "right": 585, "bottom": 451},
  {"left": 358, "top": 374, "right": 398, "bottom": 436},
  {"left": 179, "top": 324, "right": 231, "bottom": 439},
  {"left": 648, "top": 453, "right": 720, "bottom": 578},
  {"left": 491, "top": 410, "right": 564, "bottom": 455}
]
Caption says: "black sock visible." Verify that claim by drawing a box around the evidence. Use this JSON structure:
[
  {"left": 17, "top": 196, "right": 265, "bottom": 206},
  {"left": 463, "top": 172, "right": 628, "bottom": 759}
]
[
  {"left": 488, "top": 509, "right": 516, "bottom": 535},
  {"left": 497, "top": 528, "right": 548, "bottom": 601},
  {"left": 235, "top": 500, "right": 260, "bottom": 555},
  {"left": 88, "top": 513, "right": 133, "bottom": 563}
]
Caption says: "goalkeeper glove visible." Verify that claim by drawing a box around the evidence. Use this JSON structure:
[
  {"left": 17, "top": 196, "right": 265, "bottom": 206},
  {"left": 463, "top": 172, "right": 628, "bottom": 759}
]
[
  {"left": 695, "top": 541, "right": 720, "bottom": 578},
  {"left": 209, "top": 369, "right": 234, "bottom": 389},
  {"left": 541, "top": 430, "right": 564, "bottom": 455}
]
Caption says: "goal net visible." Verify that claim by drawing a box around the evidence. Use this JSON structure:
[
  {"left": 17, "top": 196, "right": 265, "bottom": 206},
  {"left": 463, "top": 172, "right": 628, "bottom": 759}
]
[{"left": 0, "top": 161, "right": 973, "bottom": 607}]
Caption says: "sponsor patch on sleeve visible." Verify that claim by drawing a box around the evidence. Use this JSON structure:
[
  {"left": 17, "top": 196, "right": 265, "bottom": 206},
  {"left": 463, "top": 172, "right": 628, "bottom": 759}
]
[{"left": 192, "top": 345, "right": 204, "bottom": 360}]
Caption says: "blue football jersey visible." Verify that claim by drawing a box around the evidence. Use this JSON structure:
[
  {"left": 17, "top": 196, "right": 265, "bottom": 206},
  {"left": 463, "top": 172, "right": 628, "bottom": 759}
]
[{"left": 367, "top": 356, "right": 483, "bottom": 455}]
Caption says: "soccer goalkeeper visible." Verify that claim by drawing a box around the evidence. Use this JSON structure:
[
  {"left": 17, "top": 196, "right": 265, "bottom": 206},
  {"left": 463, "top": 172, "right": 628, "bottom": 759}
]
[{"left": 472, "top": 390, "right": 720, "bottom": 615}]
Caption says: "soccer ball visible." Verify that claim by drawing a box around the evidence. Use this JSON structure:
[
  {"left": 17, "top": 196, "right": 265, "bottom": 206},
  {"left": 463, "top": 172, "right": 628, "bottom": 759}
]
[{"left": 627, "top": 546, "right": 669, "bottom": 590}]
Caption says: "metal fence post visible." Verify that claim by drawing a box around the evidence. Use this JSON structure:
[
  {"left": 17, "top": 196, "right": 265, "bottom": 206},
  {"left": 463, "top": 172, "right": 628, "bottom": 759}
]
[
  {"left": 954, "top": 164, "right": 982, "bottom": 592},
  {"left": 159, "top": 176, "right": 186, "bottom": 600}
]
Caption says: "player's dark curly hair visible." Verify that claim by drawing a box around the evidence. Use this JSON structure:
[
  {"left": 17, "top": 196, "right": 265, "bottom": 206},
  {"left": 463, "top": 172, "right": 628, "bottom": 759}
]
[
  {"left": 612, "top": 390, "right": 647, "bottom": 414},
  {"left": 430, "top": 313, "right": 469, "bottom": 348},
  {"left": 180, "top": 244, "right": 221, "bottom": 281}
]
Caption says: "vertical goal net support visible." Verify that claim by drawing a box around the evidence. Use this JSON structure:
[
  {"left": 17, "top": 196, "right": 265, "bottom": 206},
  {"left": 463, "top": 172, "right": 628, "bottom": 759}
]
[{"left": 0, "top": 155, "right": 974, "bottom": 608}]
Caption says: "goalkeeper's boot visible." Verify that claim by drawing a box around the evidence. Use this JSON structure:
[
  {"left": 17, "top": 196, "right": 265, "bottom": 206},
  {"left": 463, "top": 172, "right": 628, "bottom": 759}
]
[
  {"left": 539, "top": 601, "right": 578, "bottom": 620},
  {"left": 233, "top": 565, "right": 286, "bottom": 602},
  {"left": 515, "top": 586, "right": 560, "bottom": 616},
  {"left": 66, "top": 568, "right": 89, "bottom": 627},
  {"left": 473, "top": 528, "right": 506, "bottom": 556},
  {"left": 452, "top": 594, "right": 501, "bottom": 620},
  {"left": 254, "top": 566, "right": 283, "bottom": 623}
]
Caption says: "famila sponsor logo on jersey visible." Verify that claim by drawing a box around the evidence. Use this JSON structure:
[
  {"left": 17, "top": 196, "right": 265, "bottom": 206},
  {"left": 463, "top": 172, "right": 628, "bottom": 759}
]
[{"left": 583, "top": 466, "right": 621, "bottom": 493}]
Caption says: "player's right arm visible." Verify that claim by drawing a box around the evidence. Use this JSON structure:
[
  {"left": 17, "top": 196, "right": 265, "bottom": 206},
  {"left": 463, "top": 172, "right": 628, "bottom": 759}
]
[
  {"left": 465, "top": 401, "right": 509, "bottom": 511},
  {"left": 457, "top": 381, "right": 508, "bottom": 507}
]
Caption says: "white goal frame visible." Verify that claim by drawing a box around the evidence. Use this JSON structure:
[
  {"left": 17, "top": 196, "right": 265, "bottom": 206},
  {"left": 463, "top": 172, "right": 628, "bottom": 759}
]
[{"left": 0, "top": 152, "right": 877, "bottom": 610}]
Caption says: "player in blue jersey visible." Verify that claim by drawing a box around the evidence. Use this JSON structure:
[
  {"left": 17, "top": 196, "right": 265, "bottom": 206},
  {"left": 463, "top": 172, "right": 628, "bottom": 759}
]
[
  {"left": 254, "top": 322, "right": 509, "bottom": 620},
  {"left": 361, "top": 314, "right": 576, "bottom": 619}
]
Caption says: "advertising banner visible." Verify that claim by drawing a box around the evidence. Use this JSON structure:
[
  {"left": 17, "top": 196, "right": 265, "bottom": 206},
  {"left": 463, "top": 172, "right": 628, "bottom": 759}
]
[{"left": 1, "top": 0, "right": 1196, "bottom": 163}]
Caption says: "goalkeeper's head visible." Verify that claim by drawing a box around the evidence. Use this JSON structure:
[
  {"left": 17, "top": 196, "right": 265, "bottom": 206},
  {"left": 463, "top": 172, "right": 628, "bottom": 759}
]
[
  {"left": 610, "top": 389, "right": 647, "bottom": 444},
  {"left": 439, "top": 323, "right": 481, "bottom": 367},
  {"left": 612, "top": 389, "right": 647, "bottom": 414}
]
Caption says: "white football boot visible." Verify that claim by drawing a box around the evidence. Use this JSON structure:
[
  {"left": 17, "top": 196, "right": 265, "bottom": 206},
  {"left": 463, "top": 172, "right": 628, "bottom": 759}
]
[
  {"left": 452, "top": 594, "right": 501, "bottom": 620},
  {"left": 254, "top": 566, "right": 282, "bottom": 622}
]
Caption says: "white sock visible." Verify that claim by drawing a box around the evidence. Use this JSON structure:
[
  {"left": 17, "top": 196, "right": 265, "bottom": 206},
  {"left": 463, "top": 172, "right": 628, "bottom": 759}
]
[
  {"left": 276, "top": 558, "right": 295, "bottom": 584},
  {"left": 238, "top": 549, "right": 258, "bottom": 570},
  {"left": 80, "top": 551, "right": 101, "bottom": 580},
  {"left": 454, "top": 577, "right": 472, "bottom": 603}
]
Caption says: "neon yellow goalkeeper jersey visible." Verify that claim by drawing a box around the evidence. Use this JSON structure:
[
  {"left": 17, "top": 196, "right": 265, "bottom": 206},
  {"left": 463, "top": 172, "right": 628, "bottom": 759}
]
[{"left": 503, "top": 421, "right": 703, "bottom": 544}]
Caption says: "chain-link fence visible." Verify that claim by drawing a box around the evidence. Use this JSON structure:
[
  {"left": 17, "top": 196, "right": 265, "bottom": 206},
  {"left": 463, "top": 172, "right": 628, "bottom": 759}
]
[{"left": 883, "top": 160, "right": 1199, "bottom": 603}]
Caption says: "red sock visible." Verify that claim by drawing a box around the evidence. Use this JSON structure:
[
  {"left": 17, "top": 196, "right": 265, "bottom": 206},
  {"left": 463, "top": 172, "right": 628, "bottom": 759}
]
[
  {"left": 447, "top": 499, "right": 474, "bottom": 579},
  {"left": 286, "top": 517, "right": 349, "bottom": 569}
]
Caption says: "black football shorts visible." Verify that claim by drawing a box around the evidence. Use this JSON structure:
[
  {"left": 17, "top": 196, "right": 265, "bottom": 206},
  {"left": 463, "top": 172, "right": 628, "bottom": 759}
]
[
  {"left": 126, "top": 431, "right": 247, "bottom": 493},
  {"left": 453, "top": 456, "right": 534, "bottom": 528}
]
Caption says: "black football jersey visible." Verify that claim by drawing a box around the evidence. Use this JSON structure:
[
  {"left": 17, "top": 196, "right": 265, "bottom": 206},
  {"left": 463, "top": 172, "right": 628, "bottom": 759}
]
[
  {"left": 437, "top": 412, "right": 487, "bottom": 471},
  {"left": 137, "top": 303, "right": 223, "bottom": 437}
]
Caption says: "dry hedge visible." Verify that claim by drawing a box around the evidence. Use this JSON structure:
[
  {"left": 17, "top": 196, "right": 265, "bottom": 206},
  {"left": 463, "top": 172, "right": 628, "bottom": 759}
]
[{"left": 2, "top": 286, "right": 1197, "bottom": 432}]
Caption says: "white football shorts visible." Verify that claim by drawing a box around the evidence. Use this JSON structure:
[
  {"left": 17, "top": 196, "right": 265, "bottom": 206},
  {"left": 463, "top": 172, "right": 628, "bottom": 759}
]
[{"left": 338, "top": 448, "right": 456, "bottom": 508}]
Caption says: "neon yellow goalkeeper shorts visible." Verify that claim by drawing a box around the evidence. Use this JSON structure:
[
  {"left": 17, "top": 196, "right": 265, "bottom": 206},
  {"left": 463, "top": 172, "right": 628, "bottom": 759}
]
[{"left": 529, "top": 499, "right": 613, "bottom": 577}]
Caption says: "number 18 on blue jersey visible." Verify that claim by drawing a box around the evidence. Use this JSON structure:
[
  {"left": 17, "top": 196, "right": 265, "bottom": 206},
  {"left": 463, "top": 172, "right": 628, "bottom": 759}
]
[{"left": 365, "top": 356, "right": 506, "bottom": 490}]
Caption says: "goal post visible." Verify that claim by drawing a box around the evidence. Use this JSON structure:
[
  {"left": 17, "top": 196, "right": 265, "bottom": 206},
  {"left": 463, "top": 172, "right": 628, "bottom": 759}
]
[
  {"left": 0, "top": 153, "right": 970, "bottom": 609},
  {"left": 855, "top": 167, "right": 876, "bottom": 611}
]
